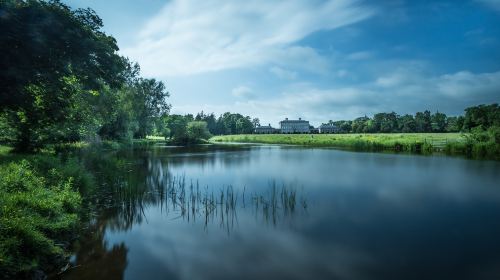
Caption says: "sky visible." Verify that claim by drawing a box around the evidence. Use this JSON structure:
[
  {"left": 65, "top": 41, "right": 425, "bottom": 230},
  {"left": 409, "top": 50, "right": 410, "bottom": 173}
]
[{"left": 63, "top": 0, "right": 500, "bottom": 126}]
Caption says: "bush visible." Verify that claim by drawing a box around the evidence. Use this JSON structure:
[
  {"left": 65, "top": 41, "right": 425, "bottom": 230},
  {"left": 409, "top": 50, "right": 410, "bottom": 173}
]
[
  {"left": 0, "top": 161, "right": 81, "bottom": 278},
  {"left": 187, "top": 121, "right": 212, "bottom": 141}
]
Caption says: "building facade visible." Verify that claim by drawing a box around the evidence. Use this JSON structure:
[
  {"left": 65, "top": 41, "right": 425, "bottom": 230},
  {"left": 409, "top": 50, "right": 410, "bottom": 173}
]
[
  {"left": 254, "top": 124, "right": 277, "bottom": 134},
  {"left": 319, "top": 123, "right": 339, "bottom": 134},
  {"left": 280, "top": 118, "right": 310, "bottom": 133}
]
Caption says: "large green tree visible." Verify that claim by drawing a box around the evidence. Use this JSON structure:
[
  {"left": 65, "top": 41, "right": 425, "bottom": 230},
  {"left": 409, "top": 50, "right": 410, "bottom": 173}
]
[{"left": 0, "top": 0, "right": 127, "bottom": 151}]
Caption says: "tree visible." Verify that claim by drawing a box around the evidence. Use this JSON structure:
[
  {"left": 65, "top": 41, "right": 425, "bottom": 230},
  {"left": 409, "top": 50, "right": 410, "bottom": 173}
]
[
  {"left": 352, "top": 116, "right": 370, "bottom": 133},
  {"left": 131, "top": 78, "right": 170, "bottom": 138},
  {"left": 194, "top": 112, "right": 218, "bottom": 135},
  {"left": 215, "top": 112, "right": 254, "bottom": 135},
  {"left": 332, "top": 120, "right": 352, "bottom": 133},
  {"left": 415, "top": 111, "right": 432, "bottom": 132},
  {"left": 236, "top": 117, "right": 254, "bottom": 134},
  {"left": 164, "top": 115, "right": 189, "bottom": 141},
  {"left": 373, "top": 112, "right": 398, "bottom": 133},
  {"left": 398, "top": 114, "right": 416, "bottom": 133},
  {"left": 463, "top": 104, "right": 500, "bottom": 131},
  {"left": 431, "top": 112, "right": 447, "bottom": 132},
  {"left": 186, "top": 121, "right": 212, "bottom": 141},
  {"left": 252, "top": 118, "right": 260, "bottom": 128},
  {"left": 445, "top": 116, "right": 463, "bottom": 132},
  {"left": 0, "top": 0, "right": 127, "bottom": 151}
]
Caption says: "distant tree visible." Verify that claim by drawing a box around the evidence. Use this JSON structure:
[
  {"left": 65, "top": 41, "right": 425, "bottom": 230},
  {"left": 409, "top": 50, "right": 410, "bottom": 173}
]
[
  {"left": 398, "top": 114, "right": 416, "bottom": 133},
  {"left": 236, "top": 117, "right": 254, "bottom": 134},
  {"left": 165, "top": 115, "right": 189, "bottom": 141},
  {"left": 186, "top": 121, "right": 212, "bottom": 141},
  {"left": 193, "top": 112, "right": 218, "bottom": 134},
  {"left": 463, "top": 104, "right": 500, "bottom": 131},
  {"left": 431, "top": 112, "right": 447, "bottom": 132},
  {"left": 252, "top": 118, "right": 260, "bottom": 128},
  {"left": 352, "top": 116, "right": 370, "bottom": 133},
  {"left": 415, "top": 111, "right": 432, "bottom": 132},
  {"left": 445, "top": 116, "right": 462, "bottom": 132},
  {"left": 331, "top": 120, "right": 352, "bottom": 133},
  {"left": 373, "top": 112, "right": 398, "bottom": 133},
  {"left": 132, "top": 78, "right": 170, "bottom": 138}
]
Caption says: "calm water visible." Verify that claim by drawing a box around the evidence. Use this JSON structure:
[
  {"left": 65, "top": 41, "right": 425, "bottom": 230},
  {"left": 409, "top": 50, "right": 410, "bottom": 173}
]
[{"left": 60, "top": 145, "right": 500, "bottom": 280}]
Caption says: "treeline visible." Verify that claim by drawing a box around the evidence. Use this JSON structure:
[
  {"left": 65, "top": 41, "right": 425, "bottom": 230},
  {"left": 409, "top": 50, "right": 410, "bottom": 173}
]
[
  {"left": 326, "top": 104, "right": 500, "bottom": 134},
  {"left": 0, "top": 0, "right": 170, "bottom": 152},
  {"left": 152, "top": 112, "right": 257, "bottom": 144}
]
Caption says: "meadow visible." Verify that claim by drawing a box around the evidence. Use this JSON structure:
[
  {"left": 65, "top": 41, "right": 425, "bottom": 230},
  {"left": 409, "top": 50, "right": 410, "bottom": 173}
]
[{"left": 211, "top": 133, "right": 466, "bottom": 154}]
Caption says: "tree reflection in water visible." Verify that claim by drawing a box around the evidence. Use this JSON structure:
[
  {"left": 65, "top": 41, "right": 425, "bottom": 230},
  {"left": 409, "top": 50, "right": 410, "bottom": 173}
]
[{"left": 59, "top": 148, "right": 307, "bottom": 279}]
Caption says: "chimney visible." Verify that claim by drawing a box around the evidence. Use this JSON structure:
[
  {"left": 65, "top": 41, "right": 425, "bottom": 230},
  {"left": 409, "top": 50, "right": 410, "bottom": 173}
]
[
  {"left": 285, "top": 118, "right": 288, "bottom": 121},
  {"left": 268, "top": 123, "right": 271, "bottom": 126},
  {"left": 299, "top": 117, "right": 302, "bottom": 120}
]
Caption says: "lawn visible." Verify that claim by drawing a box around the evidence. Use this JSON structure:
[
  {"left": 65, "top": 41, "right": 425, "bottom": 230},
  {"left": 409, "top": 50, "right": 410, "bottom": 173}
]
[{"left": 210, "top": 133, "right": 465, "bottom": 153}]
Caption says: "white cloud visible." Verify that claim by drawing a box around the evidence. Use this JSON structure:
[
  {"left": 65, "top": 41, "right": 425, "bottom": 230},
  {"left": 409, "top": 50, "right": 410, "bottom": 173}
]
[
  {"left": 122, "top": 0, "right": 374, "bottom": 77},
  {"left": 347, "top": 51, "right": 373, "bottom": 60},
  {"left": 173, "top": 70, "right": 500, "bottom": 126},
  {"left": 231, "top": 86, "right": 255, "bottom": 99},
  {"left": 436, "top": 71, "right": 500, "bottom": 98}
]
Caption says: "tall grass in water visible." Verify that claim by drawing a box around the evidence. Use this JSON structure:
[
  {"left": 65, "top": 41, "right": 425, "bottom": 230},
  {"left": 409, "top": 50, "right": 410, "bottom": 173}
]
[{"left": 136, "top": 175, "right": 308, "bottom": 232}]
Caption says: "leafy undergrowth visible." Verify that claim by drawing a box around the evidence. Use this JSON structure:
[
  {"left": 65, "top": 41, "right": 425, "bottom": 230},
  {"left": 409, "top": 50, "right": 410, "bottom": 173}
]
[{"left": 0, "top": 154, "right": 83, "bottom": 278}]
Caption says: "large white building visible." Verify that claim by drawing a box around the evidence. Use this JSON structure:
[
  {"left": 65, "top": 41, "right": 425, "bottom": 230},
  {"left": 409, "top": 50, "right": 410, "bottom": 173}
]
[
  {"left": 319, "top": 123, "right": 339, "bottom": 134},
  {"left": 280, "top": 118, "right": 310, "bottom": 133}
]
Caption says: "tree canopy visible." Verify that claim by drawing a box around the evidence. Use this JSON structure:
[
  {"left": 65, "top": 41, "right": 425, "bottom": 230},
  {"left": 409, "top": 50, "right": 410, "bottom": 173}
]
[{"left": 0, "top": 0, "right": 170, "bottom": 151}]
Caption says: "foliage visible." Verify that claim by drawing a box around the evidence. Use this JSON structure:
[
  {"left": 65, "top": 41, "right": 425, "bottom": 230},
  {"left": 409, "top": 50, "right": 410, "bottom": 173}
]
[
  {"left": 157, "top": 112, "right": 254, "bottom": 143},
  {"left": 0, "top": 160, "right": 81, "bottom": 278},
  {"left": 321, "top": 104, "right": 498, "bottom": 135},
  {"left": 98, "top": 77, "right": 170, "bottom": 140},
  {"left": 445, "top": 126, "right": 500, "bottom": 160},
  {"left": 462, "top": 104, "right": 500, "bottom": 131},
  {"left": 191, "top": 111, "right": 254, "bottom": 135},
  {"left": 186, "top": 121, "right": 212, "bottom": 141},
  {"left": 0, "top": 1, "right": 170, "bottom": 151},
  {"left": 0, "top": 0, "right": 126, "bottom": 151}
]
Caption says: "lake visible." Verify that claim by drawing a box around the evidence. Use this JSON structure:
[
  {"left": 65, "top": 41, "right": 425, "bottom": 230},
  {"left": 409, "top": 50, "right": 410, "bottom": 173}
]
[{"left": 60, "top": 144, "right": 500, "bottom": 280}]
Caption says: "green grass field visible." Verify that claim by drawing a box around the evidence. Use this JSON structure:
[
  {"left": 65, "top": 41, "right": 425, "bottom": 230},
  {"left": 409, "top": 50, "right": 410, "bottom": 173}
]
[{"left": 211, "top": 133, "right": 465, "bottom": 153}]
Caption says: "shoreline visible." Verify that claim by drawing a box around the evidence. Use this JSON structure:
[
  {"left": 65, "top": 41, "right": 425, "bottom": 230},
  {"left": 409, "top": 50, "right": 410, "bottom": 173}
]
[{"left": 210, "top": 133, "right": 499, "bottom": 161}]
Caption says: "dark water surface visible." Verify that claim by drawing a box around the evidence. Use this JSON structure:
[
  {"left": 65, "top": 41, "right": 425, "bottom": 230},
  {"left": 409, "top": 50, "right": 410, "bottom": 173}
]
[{"left": 61, "top": 145, "right": 500, "bottom": 280}]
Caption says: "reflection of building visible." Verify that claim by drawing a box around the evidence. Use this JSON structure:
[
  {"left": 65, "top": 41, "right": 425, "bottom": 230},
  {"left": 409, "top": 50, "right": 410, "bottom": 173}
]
[
  {"left": 319, "top": 123, "right": 339, "bottom": 134},
  {"left": 254, "top": 124, "right": 277, "bottom": 134},
  {"left": 280, "top": 118, "right": 310, "bottom": 133}
]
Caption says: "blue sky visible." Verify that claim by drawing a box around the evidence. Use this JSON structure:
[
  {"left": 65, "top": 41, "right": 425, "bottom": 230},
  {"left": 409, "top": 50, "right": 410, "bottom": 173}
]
[{"left": 64, "top": 0, "right": 500, "bottom": 126}]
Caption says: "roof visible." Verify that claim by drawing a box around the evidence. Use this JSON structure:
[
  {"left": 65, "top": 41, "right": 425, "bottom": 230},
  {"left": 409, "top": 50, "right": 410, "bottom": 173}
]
[
  {"left": 319, "top": 123, "right": 338, "bottom": 128},
  {"left": 279, "top": 119, "right": 309, "bottom": 123},
  {"left": 256, "top": 125, "right": 273, "bottom": 128}
]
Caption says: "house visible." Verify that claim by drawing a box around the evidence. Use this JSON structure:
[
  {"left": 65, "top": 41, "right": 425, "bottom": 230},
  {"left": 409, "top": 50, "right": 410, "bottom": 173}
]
[
  {"left": 309, "top": 126, "right": 319, "bottom": 134},
  {"left": 280, "top": 118, "right": 310, "bottom": 133},
  {"left": 254, "top": 124, "right": 277, "bottom": 134},
  {"left": 319, "top": 123, "right": 339, "bottom": 134}
]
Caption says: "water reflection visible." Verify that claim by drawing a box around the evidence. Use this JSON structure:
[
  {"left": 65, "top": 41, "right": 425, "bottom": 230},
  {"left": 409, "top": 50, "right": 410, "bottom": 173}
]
[{"left": 59, "top": 145, "right": 500, "bottom": 280}]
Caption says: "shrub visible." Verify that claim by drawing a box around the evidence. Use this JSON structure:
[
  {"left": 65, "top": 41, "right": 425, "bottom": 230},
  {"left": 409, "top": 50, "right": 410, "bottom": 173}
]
[{"left": 0, "top": 161, "right": 81, "bottom": 278}]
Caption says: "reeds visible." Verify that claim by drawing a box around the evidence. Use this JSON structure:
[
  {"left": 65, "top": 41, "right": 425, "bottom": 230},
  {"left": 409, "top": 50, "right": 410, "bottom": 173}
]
[{"left": 140, "top": 175, "right": 308, "bottom": 231}]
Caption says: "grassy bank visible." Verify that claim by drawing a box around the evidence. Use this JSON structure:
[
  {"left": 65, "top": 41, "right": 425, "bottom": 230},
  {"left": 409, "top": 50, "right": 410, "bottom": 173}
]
[
  {"left": 0, "top": 145, "right": 94, "bottom": 278},
  {"left": 211, "top": 133, "right": 500, "bottom": 159},
  {"left": 0, "top": 137, "right": 174, "bottom": 278},
  {"left": 210, "top": 133, "right": 473, "bottom": 154}
]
